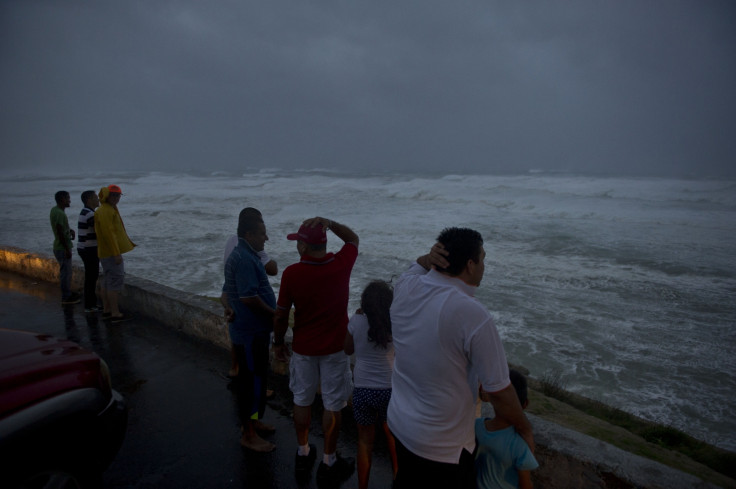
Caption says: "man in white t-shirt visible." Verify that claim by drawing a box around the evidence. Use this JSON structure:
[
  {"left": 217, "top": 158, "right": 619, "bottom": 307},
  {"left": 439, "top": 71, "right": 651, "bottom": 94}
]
[{"left": 387, "top": 227, "right": 534, "bottom": 489}]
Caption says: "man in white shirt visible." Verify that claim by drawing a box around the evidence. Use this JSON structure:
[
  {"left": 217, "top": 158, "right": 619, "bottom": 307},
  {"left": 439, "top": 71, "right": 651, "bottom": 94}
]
[{"left": 387, "top": 227, "right": 534, "bottom": 489}]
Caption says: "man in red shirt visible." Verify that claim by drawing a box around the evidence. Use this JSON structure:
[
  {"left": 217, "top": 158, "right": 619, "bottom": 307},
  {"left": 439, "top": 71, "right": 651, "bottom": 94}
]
[{"left": 273, "top": 216, "right": 359, "bottom": 486}]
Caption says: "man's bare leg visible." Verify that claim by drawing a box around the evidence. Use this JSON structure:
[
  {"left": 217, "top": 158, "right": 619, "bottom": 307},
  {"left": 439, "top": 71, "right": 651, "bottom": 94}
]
[
  {"left": 229, "top": 345, "right": 239, "bottom": 377},
  {"left": 294, "top": 404, "right": 312, "bottom": 447},
  {"left": 323, "top": 409, "right": 342, "bottom": 455},
  {"left": 101, "top": 286, "right": 110, "bottom": 314},
  {"left": 108, "top": 290, "right": 121, "bottom": 316}
]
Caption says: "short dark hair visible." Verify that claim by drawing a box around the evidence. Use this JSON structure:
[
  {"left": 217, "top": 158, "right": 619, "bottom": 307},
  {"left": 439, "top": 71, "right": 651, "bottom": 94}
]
[
  {"left": 238, "top": 207, "right": 262, "bottom": 221},
  {"left": 81, "top": 190, "right": 96, "bottom": 205},
  {"left": 54, "top": 190, "right": 69, "bottom": 204},
  {"left": 509, "top": 369, "right": 528, "bottom": 406},
  {"left": 435, "top": 227, "right": 483, "bottom": 276},
  {"left": 237, "top": 208, "right": 264, "bottom": 238},
  {"left": 304, "top": 242, "right": 326, "bottom": 253}
]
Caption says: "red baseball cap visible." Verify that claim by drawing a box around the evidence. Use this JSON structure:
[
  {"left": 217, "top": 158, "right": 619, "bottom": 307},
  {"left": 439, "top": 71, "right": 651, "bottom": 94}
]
[
  {"left": 287, "top": 224, "right": 327, "bottom": 245},
  {"left": 108, "top": 184, "right": 123, "bottom": 194}
]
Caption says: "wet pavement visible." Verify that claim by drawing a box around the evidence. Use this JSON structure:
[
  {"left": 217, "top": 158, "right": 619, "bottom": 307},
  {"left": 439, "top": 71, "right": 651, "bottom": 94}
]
[{"left": 0, "top": 271, "right": 396, "bottom": 488}]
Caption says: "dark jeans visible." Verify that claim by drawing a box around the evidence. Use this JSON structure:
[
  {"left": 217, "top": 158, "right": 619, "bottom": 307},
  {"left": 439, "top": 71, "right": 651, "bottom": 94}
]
[
  {"left": 393, "top": 435, "right": 475, "bottom": 489},
  {"left": 53, "top": 249, "right": 72, "bottom": 299},
  {"left": 78, "top": 248, "right": 99, "bottom": 309},
  {"left": 232, "top": 333, "right": 270, "bottom": 423}
]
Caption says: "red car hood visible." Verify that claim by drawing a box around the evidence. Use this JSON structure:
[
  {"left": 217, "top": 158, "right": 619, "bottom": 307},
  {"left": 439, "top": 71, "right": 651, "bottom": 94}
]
[{"left": 0, "top": 328, "right": 103, "bottom": 417}]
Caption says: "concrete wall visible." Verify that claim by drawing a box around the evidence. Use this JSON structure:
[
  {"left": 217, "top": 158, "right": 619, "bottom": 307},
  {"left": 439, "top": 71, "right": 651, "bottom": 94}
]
[
  {"left": 0, "top": 246, "right": 230, "bottom": 350},
  {"left": 0, "top": 246, "right": 722, "bottom": 489}
]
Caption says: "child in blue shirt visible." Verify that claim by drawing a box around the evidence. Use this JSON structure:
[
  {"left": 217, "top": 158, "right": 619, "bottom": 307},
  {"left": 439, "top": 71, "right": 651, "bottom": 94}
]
[{"left": 475, "top": 369, "right": 538, "bottom": 489}]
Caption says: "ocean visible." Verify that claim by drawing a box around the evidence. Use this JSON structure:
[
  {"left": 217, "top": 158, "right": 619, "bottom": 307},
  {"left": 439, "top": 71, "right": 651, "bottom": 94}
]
[{"left": 1, "top": 169, "right": 734, "bottom": 451}]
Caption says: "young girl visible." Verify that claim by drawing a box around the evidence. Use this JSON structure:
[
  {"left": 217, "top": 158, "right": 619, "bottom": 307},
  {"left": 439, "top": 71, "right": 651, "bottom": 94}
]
[{"left": 344, "top": 280, "right": 398, "bottom": 489}]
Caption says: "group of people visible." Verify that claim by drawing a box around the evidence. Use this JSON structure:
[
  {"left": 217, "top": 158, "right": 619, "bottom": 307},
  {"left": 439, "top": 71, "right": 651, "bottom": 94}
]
[
  {"left": 49, "top": 185, "right": 135, "bottom": 322},
  {"left": 221, "top": 208, "right": 538, "bottom": 489},
  {"left": 48, "top": 188, "right": 537, "bottom": 488}
]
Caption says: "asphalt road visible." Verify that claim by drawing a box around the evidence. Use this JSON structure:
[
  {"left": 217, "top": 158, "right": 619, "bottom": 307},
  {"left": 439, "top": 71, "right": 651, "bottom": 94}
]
[{"left": 0, "top": 271, "right": 396, "bottom": 489}]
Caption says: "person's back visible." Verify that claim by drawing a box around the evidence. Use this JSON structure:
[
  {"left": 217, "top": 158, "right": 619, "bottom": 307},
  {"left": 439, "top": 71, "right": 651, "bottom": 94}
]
[
  {"left": 280, "top": 240, "right": 357, "bottom": 356},
  {"left": 387, "top": 229, "right": 534, "bottom": 489},
  {"left": 273, "top": 217, "right": 359, "bottom": 486},
  {"left": 475, "top": 370, "right": 538, "bottom": 489},
  {"left": 345, "top": 280, "right": 398, "bottom": 489},
  {"left": 349, "top": 311, "right": 394, "bottom": 389},
  {"left": 389, "top": 264, "right": 506, "bottom": 461}
]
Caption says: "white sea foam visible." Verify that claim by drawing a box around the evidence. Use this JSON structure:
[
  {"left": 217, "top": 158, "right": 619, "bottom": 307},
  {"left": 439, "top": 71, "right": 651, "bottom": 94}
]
[{"left": 1, "top": 170, "right": 735, "bottom": 451}]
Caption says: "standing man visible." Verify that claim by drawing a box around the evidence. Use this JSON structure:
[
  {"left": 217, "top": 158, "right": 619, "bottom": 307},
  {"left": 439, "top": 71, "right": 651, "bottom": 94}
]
[
  {"left": 224, "top": 208, "right": 278, "bottom": 277},
  {"left": 78, "top": 190, "right": 101, "bottom": 312},
  {"left": 221, "top": 210, "right": 277, "bottom": 452},
  {"left": 387, "top": 228, "right": 535, "bottom": 489},
  {"left": 95, "top": 185, "right": 135, "bottom": 322},
  {"left": 50, "top": 191, "right": 80, "bottom": 304},
  {"left": 223, "top": 207, "right": 278, "bottom": 379},
  {"left": 273, "top": 217, "right": 358, "bottom": 486}
]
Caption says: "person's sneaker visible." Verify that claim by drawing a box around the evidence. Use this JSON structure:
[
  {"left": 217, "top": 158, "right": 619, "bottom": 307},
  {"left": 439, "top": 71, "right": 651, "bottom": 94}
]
[
  {"left": 316, "top": 454, "right": 355, "bottom": 486},
  {"left": 294, "top": 444, "right": 317, "bottom": 475},
  {"left": 61, "top": 293, "right": 81, "bottom": 304},
  {"left": 84, "top": 306, "right": 102, "bottom": 313}
]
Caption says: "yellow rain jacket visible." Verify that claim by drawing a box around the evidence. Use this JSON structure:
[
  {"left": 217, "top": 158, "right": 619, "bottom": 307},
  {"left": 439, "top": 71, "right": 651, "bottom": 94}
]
[{"left": 96, "top": 186, "right": 136, "bottom": 259}]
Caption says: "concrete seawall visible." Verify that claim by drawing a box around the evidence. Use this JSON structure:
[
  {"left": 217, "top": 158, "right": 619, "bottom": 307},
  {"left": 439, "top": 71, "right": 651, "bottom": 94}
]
[
  {"left": 0, "top": 246, "right": 722, "bottom": 489},
  {"left": 0, "top": 246, "right": 230, "bottom": 350}
]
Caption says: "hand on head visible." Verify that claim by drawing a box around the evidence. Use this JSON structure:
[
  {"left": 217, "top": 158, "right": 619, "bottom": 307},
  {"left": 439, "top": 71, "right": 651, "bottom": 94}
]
[
  {"left": 301, "top": 216, "right": 330, "bottom": 230},
  {"left": 429, "top": 242, "right": 450, "bottom": 270}
]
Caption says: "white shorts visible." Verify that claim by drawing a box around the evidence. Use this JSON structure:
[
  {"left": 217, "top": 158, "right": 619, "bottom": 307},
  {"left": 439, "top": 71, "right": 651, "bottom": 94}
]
[{"left": 289, "top": 351, "right": 353, "bottom": 411}]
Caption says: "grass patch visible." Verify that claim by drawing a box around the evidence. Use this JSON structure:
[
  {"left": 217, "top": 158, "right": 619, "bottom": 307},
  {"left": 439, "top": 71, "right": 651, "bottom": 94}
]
[
  {"left": 637, "top": 425, "right": 736, "bottom": 480},
  {"left": 529, "top": 372, "right": 736, "bottom": 483},
  {"left": 539, "top": 369, "right": 568, "bottom": 399}
]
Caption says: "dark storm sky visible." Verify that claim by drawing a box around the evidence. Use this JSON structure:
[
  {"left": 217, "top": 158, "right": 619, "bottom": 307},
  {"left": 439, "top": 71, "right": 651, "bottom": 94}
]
[{"left": 1, "top": 1, "right": 735, "bottom": 177}]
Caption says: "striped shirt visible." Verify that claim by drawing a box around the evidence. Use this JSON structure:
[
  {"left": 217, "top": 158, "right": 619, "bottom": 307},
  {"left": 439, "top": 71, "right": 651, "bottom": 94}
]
[{"left": 77, "top": 207, "right": 97, "bottom": 250}]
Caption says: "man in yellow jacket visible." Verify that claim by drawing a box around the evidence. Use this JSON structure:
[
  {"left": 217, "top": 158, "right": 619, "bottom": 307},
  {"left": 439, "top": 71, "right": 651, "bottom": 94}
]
[{"left": 96, "top": 185, "right": 136, "bottom": 322}]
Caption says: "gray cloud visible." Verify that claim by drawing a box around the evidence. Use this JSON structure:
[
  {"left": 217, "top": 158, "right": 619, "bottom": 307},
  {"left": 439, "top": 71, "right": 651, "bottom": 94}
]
[{"left": 2, "top": 0, "right": 735, "bottom": 177}]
